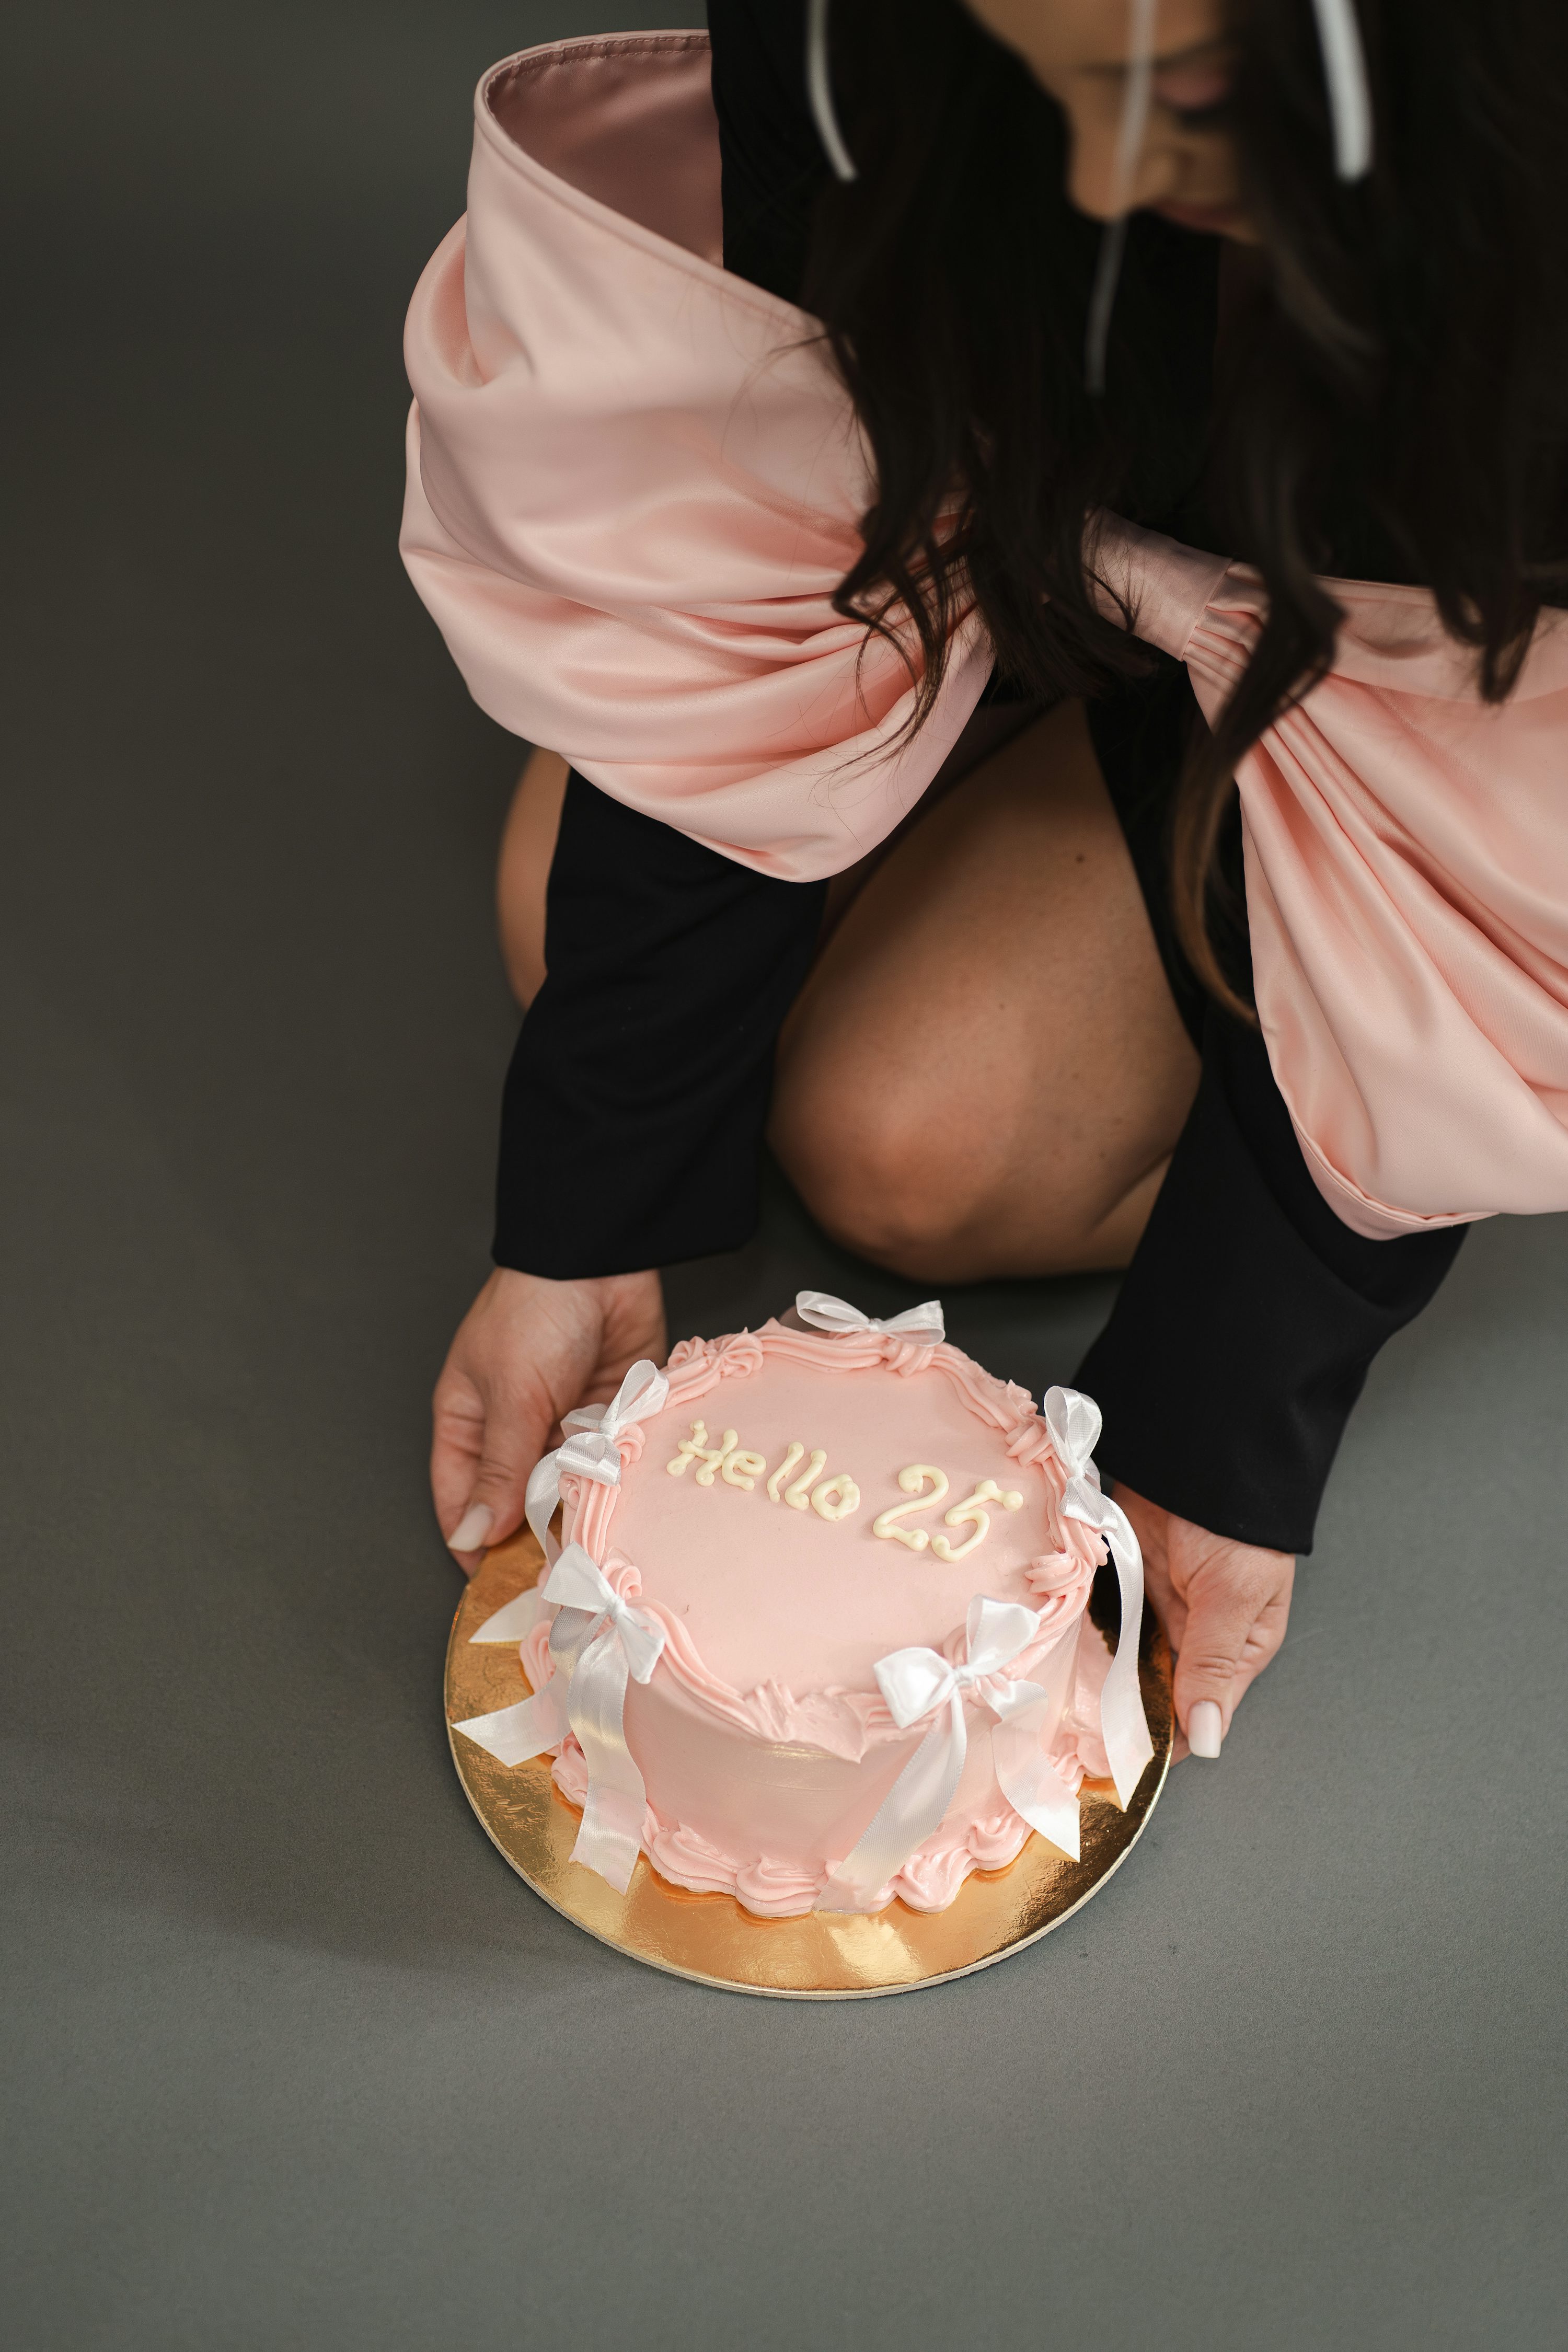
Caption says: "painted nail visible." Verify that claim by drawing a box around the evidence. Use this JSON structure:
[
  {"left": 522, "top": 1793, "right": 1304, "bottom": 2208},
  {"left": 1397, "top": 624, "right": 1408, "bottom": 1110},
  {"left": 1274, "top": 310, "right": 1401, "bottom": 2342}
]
[
  {"left": 1187, "top": 1699, "right": 1224, "bottom": 1759},
  {"left": 448, "top": 1503, "right": 494, "bottom": 1555}
]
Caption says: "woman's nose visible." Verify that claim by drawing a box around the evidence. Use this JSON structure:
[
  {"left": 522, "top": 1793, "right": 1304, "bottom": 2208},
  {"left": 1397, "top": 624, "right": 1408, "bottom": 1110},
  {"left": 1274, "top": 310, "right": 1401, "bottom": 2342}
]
[{"left": 1067, "top": 107, "right": 1180, "bottom": 222}]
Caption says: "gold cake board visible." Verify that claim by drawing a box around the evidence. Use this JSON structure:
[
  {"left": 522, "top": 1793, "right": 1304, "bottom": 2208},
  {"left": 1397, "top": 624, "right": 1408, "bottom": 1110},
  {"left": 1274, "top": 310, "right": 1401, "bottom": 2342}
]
[{"left": 447, "top": 1528, "right": 1174, "bottom": 1999}]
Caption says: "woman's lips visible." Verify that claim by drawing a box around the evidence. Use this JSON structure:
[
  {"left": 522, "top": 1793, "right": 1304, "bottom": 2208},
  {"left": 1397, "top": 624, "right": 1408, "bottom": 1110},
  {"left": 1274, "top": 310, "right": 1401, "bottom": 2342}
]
[{"left": 1152, "top": 197, "right": 1247, "bottom": 235}]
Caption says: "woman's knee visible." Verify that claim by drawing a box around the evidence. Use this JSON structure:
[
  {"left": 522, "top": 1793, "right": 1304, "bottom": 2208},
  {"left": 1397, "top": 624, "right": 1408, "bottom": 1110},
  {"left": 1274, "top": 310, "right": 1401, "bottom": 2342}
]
[
  {"left": 771, "top": 1083, "right": 1002, "bottom": 1275},
  {"left": 770, "top": 1078, "right": 1167, "bottom": 1281}
]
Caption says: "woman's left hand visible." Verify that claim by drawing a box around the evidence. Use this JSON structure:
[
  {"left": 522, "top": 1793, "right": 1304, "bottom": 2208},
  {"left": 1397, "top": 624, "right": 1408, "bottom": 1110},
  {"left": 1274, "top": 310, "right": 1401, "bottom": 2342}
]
[{"left": 1116, "top": 1487, "right": 1295, "bottom": 1761}]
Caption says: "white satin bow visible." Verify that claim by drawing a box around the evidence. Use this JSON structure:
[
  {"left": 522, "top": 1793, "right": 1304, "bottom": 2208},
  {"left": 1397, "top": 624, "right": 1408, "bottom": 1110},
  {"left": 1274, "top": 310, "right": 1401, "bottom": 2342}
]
[
  {"left": 794, "top": 1290, "right": 945, "bottom": 1345},
  {"left": 819, "top": 1595, "right": 1082, "bottom": 1909},
  {"left": 1042, "top": 1387, "right": 1155, "bottom": 1803},
  {"left": 469, "top": 1586, "right": 542, "bottom": 1646},
  {"left": 1059, "top": 1478, "right": 1154, "bottom": 1809},
  {"left": 1043, "top": 1384, "right": 1103, "bottom": 1484},
  {"left": 524, "top": 1357, "right": 670, "bottom": 1566},
  {"left": 453, "top": 1541, "right": 667, "bottom": 1895}
]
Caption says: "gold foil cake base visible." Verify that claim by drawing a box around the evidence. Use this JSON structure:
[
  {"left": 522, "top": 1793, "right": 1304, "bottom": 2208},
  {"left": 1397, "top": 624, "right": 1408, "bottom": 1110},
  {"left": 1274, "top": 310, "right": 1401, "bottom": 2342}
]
[{"left": 446, "top": 1528, "right": 1174, "bottom": 1998}]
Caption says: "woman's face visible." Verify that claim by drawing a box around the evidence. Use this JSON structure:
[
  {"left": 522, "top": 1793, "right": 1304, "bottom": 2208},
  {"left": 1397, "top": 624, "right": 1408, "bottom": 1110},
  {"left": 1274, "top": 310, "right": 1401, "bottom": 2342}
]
[{"left": 963, "top": 0, "right": 1257, "bottom": 241}]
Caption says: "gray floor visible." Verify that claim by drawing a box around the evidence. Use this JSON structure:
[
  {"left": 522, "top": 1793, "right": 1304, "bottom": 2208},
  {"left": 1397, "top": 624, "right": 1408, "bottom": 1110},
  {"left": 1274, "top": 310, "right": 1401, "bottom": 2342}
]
[{"left": 4, "top": 6, "right": 1565, "bottom": 2347}]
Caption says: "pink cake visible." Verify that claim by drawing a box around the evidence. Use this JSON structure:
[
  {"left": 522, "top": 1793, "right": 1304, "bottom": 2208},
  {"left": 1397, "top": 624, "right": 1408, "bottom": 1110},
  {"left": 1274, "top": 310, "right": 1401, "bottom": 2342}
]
[{"left": 459, "top": 1304, "right": 1152, "bottom": 1918}]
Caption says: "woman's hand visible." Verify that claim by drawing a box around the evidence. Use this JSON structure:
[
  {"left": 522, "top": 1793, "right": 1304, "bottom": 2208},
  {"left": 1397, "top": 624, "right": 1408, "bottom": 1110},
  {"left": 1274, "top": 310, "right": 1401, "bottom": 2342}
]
[
  {"left": 1116, "top": 1486, "right": 1295, "bottom": 1761},
  {"left": 431, "top": 1267, "right": 667, "bottom": 1574}
]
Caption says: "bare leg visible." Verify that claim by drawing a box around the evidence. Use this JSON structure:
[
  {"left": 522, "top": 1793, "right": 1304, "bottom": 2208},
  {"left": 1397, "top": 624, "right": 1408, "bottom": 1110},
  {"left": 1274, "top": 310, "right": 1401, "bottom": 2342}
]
[
  {"left": 494, "top": 709, "right": 1197, "bottom": 1275},
  {"left": 768, "top": 699, "right": 1198, "bottom": 1276},
  {"left": 497, "top": 745, "right": 569, "bottom": 1007}
]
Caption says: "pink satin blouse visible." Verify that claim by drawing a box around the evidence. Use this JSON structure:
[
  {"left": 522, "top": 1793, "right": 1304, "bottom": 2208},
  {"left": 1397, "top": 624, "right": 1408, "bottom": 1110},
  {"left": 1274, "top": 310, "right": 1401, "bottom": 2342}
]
[{"left": 402, "top": 32, "right": 1568, "bottom": 1243}]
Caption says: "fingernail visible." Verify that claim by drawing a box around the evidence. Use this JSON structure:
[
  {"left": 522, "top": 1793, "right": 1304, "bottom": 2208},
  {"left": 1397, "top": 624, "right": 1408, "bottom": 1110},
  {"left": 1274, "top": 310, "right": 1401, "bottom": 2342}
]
[
  {"left": 448, "top": 1504, "right": 494, "bottom": 1555},
  {"left": 1187, "top": 1699, "right": 1224, "bottom": 1759}
]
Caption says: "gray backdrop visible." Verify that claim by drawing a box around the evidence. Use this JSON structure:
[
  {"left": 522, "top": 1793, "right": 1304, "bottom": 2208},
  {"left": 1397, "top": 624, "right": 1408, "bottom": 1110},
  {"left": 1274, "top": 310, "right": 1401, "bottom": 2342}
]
[{"left": 3, "top": 5, "right": 1564, "bottom": 2346}]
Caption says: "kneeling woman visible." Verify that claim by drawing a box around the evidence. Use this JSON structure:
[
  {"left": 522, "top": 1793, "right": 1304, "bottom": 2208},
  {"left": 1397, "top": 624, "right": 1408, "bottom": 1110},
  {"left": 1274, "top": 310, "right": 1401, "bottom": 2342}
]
[{"left": 403, "top": 0, "right": 1568, "bottom": 1757}]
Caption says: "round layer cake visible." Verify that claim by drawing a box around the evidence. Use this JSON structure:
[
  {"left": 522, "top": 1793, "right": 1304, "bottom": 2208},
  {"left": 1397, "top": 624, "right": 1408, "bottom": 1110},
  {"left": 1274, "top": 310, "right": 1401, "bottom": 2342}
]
[{"left": 517, "top": 1317, "right": 1119, "bottom": 1917}]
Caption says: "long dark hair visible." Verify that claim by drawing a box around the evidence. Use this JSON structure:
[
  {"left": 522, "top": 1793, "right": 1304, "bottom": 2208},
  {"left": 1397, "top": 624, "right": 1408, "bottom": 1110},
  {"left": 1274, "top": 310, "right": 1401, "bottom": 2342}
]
[{"left": 802, "top": 0, "right": 1568, "bottom": 1008}]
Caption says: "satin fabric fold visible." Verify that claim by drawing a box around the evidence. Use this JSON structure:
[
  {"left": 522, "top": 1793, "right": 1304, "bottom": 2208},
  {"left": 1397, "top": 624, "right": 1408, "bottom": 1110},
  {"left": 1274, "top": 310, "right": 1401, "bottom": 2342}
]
[
  {"left": 793, "top": 1290, "right": 944, "bottom": 1344},
  {"left": 819, "top": 1596, "right": 1087, "bottom": 1909},
  {"left": 454, "top": 1542, "right": 666, "bottom": 1894},
  {"left": 401, "top": 34, "right": 990, "bottom": 886},
  {"left": 469, "top": 1587, "right": 541, "bottom": 1645},
  {"left": 523, "top": 1357, "right": 669, "bottom": 1565},
  {"left": 403, "top": 30, "right": 1568, "bottom": 1240},
  {"left": 1039, "top": 1386, "right": 1149, "bottom": 1808},
  {"left": 1093, "top": 518, "right": 1568, "bottom": 1237},
  {"left": 1059, "top": 1479, "right": 1154, "bottom": 1809},
  {"left": 1043, "top": 1384, "right": 1104, "bottom": 1488},
  {"left": 546, "top": 1547, "right": 666, "bottom": 1894}
]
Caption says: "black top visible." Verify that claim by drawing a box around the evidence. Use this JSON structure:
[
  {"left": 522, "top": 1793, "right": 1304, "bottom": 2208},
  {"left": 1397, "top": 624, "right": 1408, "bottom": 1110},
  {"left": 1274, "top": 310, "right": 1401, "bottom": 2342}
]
[{"left": 492, "top": 0, "right": 1465, "bottom": 1554}]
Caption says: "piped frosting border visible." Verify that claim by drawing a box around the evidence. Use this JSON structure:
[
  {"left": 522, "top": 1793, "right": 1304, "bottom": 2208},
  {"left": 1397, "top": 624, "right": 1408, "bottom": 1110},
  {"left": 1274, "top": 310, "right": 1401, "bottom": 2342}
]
[{"left": 536, "top": 1320, "right": 1106, "bottom": 1751}]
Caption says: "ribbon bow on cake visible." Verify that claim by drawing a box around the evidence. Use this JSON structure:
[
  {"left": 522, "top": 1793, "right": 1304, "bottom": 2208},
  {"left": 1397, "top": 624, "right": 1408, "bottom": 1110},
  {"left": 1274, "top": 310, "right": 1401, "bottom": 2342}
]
[
  {"left": 1043, "top": 1383, "right": 1103, "bottom": 1486},
  {"left": 1040, "top": 1381, "right": 1152, "bottom": 1803},
  {"left": 1058, "top": 1479, "right": 1154, "bottom": 1809},
  {"left": 522, "top": 1357, "right": 670, "bottom": 1569},
  {"left": 794, "top": 1290, "right": 945, "bottom": 1345},
  {"left": 456, "top": 1542, "right": 666, "bottom": 1894},
  {"left": 819, "top": 1595, "right": 1086, "bottom": 1909},
  {"left": 465, "top": 1356, "right": 670, "bottom": 1647}
]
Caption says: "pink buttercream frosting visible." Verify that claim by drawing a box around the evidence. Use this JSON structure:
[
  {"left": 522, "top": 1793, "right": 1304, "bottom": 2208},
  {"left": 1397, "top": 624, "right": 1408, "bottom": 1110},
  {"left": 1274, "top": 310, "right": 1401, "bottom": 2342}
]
[
  {"left": 540, "top": 1623, "right": 1113, "bottom": 1918},
  {"left": 520, "top": 1319, "right": 1114, "bottom": 1916}
]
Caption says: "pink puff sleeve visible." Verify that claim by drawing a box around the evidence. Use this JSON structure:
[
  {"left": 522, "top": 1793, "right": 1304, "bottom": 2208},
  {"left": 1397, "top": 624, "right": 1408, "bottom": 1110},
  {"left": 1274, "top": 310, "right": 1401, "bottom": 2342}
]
[{"left": 399, "top": 34, "right": 990, "bottom": 884}]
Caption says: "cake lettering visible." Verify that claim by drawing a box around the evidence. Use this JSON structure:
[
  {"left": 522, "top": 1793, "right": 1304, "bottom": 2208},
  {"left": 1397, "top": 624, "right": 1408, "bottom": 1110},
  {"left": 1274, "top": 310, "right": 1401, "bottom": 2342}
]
[
  {"left": 665, "top": 1420, "right": 744, "bottom": 1485},
  {"left": 663, "top": 1424, "right": 1026, "bottom": 1561},
  {"left": 766, "top": 1442, "right": 805, "bottom": 1502},
  {"left": 929, "top": 1479, "right": 1025, "bottom": 1562},
  {"left": 873, "top": 1468, "right": 1022, "bottom": 1560},
  {"left": 782, "top": 1447, "right": 827, "bottom": 1511},
  {"left": 695, "top": 1428, "right": 741, "bottom": 1485},
  {"left": 810, "top": 1473, "right": 861, "bottom": 1521},
  {"left": 667, "top": 1425, "right": 848, "bottom": 1518},
  {"left": 665, "top": 1421, "right": 713, "bottom": 1477},
  {"left": 663, "top": 1424, "right": 774, "bottom": 1492},
  {"left": 871, "top": 1465, "right": 949, "bottom": 1551}
]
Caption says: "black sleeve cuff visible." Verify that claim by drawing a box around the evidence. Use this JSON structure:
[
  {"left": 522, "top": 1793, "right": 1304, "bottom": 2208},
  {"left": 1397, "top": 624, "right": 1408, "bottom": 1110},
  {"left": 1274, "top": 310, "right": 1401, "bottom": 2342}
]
[
  {"left": 1075, "top": 1012, "right": 1466, "bottom": 1553},
  {"left": 493, "top": 775, "right": 826, "bottom": 1279}
]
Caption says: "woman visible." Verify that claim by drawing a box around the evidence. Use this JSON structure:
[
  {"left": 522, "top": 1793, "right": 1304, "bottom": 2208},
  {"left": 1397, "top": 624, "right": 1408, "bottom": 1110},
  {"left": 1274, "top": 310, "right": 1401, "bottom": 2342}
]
[{"left": 405, "top": 0, "right": 1568, "bottom": 1761}]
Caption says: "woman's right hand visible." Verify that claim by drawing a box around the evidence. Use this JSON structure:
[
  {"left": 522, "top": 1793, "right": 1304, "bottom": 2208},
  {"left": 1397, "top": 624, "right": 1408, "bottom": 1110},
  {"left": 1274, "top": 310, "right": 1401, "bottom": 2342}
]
[
  {"left": 1117, "top": 1485, "right": 1295, "bottom": 1762},
  {"left": 431, "top": 1267, "right": 667, "bottom": 1573}
]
